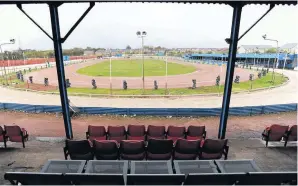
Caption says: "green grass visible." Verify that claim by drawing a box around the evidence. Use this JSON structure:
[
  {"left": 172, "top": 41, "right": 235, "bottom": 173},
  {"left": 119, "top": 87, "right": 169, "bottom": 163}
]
[
  {"left": 76, "top": 59, "right": 197, "bottom": 77},
  {"left": 64, "top": 72, "right": 287, "bottom": 95}
]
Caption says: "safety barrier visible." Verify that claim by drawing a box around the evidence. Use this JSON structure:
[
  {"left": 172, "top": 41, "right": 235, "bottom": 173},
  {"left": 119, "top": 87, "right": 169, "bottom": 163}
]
[{"left": 0, "top": 102, "right": 296, "bottom": 116}]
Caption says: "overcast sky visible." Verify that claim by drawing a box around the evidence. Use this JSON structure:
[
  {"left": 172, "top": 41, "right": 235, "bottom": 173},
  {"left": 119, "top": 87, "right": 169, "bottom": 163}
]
[{"left": 0, "top": 3, "right": 297, "bottom": 50}]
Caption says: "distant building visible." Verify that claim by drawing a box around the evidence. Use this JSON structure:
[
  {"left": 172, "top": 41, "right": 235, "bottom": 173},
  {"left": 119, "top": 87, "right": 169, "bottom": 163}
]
[
  {"left": 238, "top": 45, "right": 272, "bottom": 53},
  {"left": 83, "top": 50, "right": 95, "bottom": 56}
]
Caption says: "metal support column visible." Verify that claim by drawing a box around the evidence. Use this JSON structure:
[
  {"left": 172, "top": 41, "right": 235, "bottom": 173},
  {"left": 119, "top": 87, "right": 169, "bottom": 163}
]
[
  {"left": 218, "top": 3, "right": 243, "bottom": 139},
  {"left": 49, "top": 3, "right": 73, "bottom": 139}
]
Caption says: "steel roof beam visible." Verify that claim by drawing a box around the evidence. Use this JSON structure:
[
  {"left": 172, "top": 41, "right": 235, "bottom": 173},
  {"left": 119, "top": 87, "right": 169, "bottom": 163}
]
[
  {"left": 61, "top": 2, "right": 95, "bottom": 43},
  {"left": 238, "top": 4, "right": 275, "bottom": 42},
  {"left": 17, "top": 4, "right": 53, "bottom": 41}
]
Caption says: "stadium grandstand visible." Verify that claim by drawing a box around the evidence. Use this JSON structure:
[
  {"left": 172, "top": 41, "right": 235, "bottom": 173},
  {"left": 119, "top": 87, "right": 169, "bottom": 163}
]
[{"left": 184, "top": 43, "right": 298, "bottom": 69}]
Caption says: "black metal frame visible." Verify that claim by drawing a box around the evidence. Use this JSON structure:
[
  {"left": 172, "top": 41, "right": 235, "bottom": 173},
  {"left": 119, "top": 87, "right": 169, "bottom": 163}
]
[
  {"left": 16, "top": 2, "right": 94, "bottom": 139},
  {"left": 218, "top": 3, "right": 242, "bottom": 139},
  {"left": 0, "top": 0, "right": 294, "bottom": 139}
]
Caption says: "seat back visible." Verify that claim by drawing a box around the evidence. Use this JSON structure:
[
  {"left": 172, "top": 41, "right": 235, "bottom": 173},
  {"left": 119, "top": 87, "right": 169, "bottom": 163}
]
[
  {"left": 288, "top": 125, "right": 297, "bottom": 141},
  {"left": 66, "top": 140, "right": 93, "bottom": 160},
  {"left": 4, "top": 125, "right": 21, "bottom": 137},
  {"left": 147, "top": 125, "right": 166, "bottom": 140},
  {"left": 187, "top": 125, "right": 205, "bottom": 139},
  {"left": 93, "top": 140, "right": 119, "bottom": 160},
  {"left": 127, "top": 174, "right": 185, "bottom": 185},
  {"left": 4, "top": 172, "right": 65, "bottom": 185},
  {"left": 173, "top": 139, "right": 200, "bottom": 160},
  {"left": 240, "top": 172, "right": 297, "bottom": 185},
  {"left": 120, "top": 140, "right": 146, "bottom": 160},
  {"left": 88, "top": 125, "right": 106, "bottom": 139},
  {"left": 167, "top": 126, "right": 185, "bottom": 142},
  {"left": 64, "top": 173, "right": 125, "bottom": 185},
  {"left": 0, "top": 126, "right": 4, "bottom": 134},
  {"left": 184, "top": 173, "right": 245, "bottom": 185},
  {"left": 268, "top": 124, "right": 289, "bottom": 141},
  {"left": 127, "top": 125, "right": 146, "bottom": 140},
  {"left": 147, "top": 139, "right": 173, "bottom": 160},
  {"left": 200, "top": 139, "right": 227, "bottom": 160},
  {"left": 107, "top": 126, "right": 126, "bottom": 142}
]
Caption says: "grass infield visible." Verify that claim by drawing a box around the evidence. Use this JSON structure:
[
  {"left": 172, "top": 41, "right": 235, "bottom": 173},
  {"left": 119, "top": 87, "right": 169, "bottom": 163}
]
[{"left": 76, "top": 59, "right": 197, "bottom": 77}]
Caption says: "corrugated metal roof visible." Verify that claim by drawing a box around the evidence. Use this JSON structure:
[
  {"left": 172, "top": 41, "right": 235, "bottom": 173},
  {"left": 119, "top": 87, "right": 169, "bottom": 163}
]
[
  {"left": 189, "top": 53, "right": 298, "bottom": 60},
  {"left": 240, "top": 45, "right": 272, "bottom": 49},
  {"left": 0, "top": 0, "right": 297, "bottom": 5},
  {"left": 280, "top": 43, "right": 298, "bottom": 49}
]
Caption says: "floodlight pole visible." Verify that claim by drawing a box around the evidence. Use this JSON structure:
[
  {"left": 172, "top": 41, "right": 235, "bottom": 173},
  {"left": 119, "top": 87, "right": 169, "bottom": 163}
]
[
  {"left": 109, "top": 50, "right": 112, "bottom": 95},
  {"left": 49, "top": 3, "right": 73, "bottom": 139},
  {"left": 218, "top": 3, "right": 242, "bottom": 139},
  {"left": 137, "top": 31, "right": 146, "bottom": 94},
  {"left": 141, "top": 36, "right": 145, "bottom": 93},
  {"left": 165, "top": 50, "right": 168, "bottom": 95},
  {"left": 282, "top": 52, "right": 288, "bottom": 75},
  {"left": 263, "top": 36, "right": 278, "bottom": 84}
]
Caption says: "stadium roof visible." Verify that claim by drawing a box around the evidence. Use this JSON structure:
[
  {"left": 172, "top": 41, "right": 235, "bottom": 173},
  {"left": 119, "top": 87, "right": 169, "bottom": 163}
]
[
  {"left": 280, "top": 43, "right": 298, "bottom": 49},
  {"left": 0, "top": 0, "right": 296, "bottom": 5},
  {"left": 240, "top": 45, "right": 273, "bottom": 50}
]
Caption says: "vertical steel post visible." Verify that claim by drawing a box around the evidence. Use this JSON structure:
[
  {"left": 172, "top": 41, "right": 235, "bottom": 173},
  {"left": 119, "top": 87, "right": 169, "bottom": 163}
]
[
  {"left": 49, "top": 3, "right": 73, "bottom": 139},
  {"left": 218, "top": 3, "right": 243, "bottom": 139}
]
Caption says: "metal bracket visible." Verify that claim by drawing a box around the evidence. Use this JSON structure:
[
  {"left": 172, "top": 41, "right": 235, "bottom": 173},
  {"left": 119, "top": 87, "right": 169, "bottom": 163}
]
[
  {"left": 17, "top": 4, "right": 53, "bottom": 41},
  {"left": 238, "top": 4, "right": 275, "bottom": 41},
  {"left": 61, "top": 2, "right": 95, "bottom": 43}
]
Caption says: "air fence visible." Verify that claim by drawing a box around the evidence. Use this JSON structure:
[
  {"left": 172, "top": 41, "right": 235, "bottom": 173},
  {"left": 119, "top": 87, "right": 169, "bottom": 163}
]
[{"left": 0, "top": 102, "right": 296, "bottom": 117}]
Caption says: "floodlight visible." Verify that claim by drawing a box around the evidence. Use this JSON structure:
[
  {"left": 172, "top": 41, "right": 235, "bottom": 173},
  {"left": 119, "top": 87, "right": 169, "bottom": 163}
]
[
  {"left": 136, "top": 31, "right": 141, "bottom": 36},
  {"left": 262, "top": 34, "right": 267, "bottom": 39}
]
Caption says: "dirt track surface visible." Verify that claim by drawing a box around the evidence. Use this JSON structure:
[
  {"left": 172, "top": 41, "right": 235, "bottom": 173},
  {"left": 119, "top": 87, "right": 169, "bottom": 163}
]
[
  {"left": 25, "top": 59, "right": 254, "bottom": 89},
  {"left": 0, "top": 111, "right": 296, "bottom": 139}
]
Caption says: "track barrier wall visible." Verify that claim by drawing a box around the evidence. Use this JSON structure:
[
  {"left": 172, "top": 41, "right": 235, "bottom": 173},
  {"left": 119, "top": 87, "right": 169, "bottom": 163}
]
[{"left": 0, "top": 102, "right": 296, "bottom": 117}]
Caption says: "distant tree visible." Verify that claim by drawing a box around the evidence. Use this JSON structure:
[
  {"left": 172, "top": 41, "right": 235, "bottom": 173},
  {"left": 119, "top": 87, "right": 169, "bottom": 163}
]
[
  {"left": 265, "top": 48, "right": 277, "bottom": 53},
  {"left": 126, "top": 45, "right": 132, "bottom": 50},
  {"left": 207, "top": 51, "right": 213, "bottom": 54}
]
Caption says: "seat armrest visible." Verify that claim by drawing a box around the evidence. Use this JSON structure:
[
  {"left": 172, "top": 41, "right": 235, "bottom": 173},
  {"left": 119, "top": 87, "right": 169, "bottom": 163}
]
[
  {"left": 63, "top": 147, "right": 69, "bottom": 160},
  {"left": 86, "top": 132, "right": 89, "bottom": 139},
  {"left": 224, "top": 145, "right": 229, "bottom": 160},
  {"left": 203, "top": 131, "right": 207, "bottom": 139}
]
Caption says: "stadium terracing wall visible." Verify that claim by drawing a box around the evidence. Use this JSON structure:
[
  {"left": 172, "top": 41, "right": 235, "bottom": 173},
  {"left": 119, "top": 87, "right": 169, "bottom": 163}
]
[{"left": 0, "top": 56, "right": 96, "bottom": 67}]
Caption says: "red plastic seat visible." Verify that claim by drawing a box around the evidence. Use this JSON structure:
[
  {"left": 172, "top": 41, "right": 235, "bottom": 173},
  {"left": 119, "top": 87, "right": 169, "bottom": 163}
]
[
  {"left": 166, "top": 126, "right": 186, "bottom": 143},
  {"left": 199, "top": 139, "right": 229, "bottom": 160},
  {"left": 262, "top": 124, "right": 289, "bottom": 147},
  {"left": 0, "top": 126, "right": 7, "bottom": 148},
  {"left": 4, "top": 125, "right": 29, "bottom": 148},
  {"left": 173, "top": 139, "right": 200, "bottom": 160},
  {"left": 127, "top": 125, "right": 146, "bottom": 141},
  {"left": 86, "top": 125, "right": 106, "bottom": 142},
  {"left": 93, "top": 140, "right": 119, "bottom": 160},
  {"left": 283, "top": 125, "right": 297, "bottom": 147},
  {"left": 64, "top": 140, "right": 94, "bottom": 160},
  {"left": 120, "top": 140, "right": 146, "bottom": 160},
  {"left": 146, "top": 139, "right": 173, "bottom": 160},
  {"left": 147, "top": 125, "right": 166, "bottom": 140},
  {"left": 107, "top": 126, "right": 126, "bottom": 143},
  {"left": 186, "top": 126, "right": 206, "bottom": 140}
]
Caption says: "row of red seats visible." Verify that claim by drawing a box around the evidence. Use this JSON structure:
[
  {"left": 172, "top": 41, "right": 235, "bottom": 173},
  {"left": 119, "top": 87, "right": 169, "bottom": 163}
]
[
  {"left": 262, "top": 124, "right": 297, "bottom": 147},
  {"left": 0, "top": 125, "right": 29, "bottom": 148},
  {"left": 64, "top": 138, "right": 229, "bottom": 161},
  {"left": 86, "top": 125, "right": 207, "bottom": 143}
]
